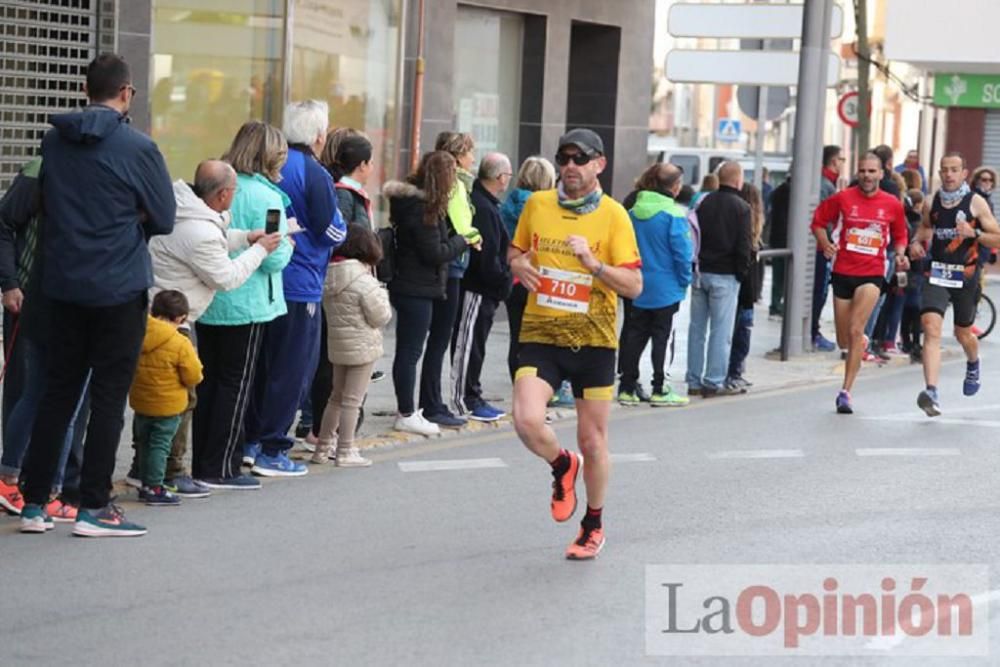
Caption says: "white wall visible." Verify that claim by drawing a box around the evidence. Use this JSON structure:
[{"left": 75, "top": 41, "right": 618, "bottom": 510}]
[{"left": 885, "top": 0, "right": 1000, "bottom": 72}]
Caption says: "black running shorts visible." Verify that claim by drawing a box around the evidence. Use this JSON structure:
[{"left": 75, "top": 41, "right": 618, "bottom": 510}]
[
  {"left": 515, "top": 343, "right": 615, "bottom": 401},
  {"left": 831, "top": 273, "right": 885, "bottom": 300},
  {"left": 920, "top": 278, "right": 980, "bottom": 328}
]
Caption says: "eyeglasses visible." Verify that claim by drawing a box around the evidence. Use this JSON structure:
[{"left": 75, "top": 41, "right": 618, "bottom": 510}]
[
  {"left": 555, "top": 152, "right": 595, "bottom": 167},
  {"left": 121, "top": 84, "right": 137, "bottom": 96}
]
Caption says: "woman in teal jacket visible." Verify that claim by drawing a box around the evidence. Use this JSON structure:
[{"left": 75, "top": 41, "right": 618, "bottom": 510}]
[{"left": 192, "top": 121, "right": 293, "bottom": 488}]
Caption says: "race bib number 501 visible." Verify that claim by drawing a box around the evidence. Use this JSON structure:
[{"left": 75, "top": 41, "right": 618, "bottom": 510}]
[
  {"left": 536, "top": 266, "right": 593, "bottom": 314},
  {"left": 845, "top": 226, "right": 883, "bottom": 256}
]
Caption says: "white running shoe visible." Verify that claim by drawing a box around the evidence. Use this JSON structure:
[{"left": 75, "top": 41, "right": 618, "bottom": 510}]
[{"left": 393, "top": 410, "right": 440, "bottom": 436}]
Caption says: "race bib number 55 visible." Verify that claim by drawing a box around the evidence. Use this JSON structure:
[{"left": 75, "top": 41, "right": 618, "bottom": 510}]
[{"left": 536, "top": 266, "right": 592, "bottom": 314}]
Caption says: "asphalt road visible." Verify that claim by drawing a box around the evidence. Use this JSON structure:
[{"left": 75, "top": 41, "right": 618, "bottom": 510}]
[{"left": 5, "top": 352, "right": 1000, "bottom": 666}]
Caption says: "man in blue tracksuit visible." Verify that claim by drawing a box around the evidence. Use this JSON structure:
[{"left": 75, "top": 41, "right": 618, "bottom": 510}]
[
  {"left": 244, "top": 101, "right": 346, "bottom": 477},
  {"left": 618, "top": 163, "right": 693, "bottom": 407}
]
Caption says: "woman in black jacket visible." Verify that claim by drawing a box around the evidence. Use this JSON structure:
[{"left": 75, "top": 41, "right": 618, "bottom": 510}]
[{"left": 386, "top": 151, "right": 471, "bottom": 435}]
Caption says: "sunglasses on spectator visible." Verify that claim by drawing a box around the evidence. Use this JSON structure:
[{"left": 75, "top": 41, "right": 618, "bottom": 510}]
[{"left": 555, "top": 152, "right": 596, "bottom": 167}]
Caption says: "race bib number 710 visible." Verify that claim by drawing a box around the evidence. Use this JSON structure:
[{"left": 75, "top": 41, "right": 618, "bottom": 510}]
[{"left": 536, "top": 266, "right": 593, "bottom": 314}]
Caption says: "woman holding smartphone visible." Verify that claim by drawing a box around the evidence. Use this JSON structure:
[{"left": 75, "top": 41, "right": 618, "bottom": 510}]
[{"left": 192, "top": 121, "right": 293, "bottom": 489}]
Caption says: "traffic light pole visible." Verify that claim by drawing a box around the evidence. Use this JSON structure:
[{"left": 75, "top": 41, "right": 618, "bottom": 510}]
[{"left": 784, "top": 0, "right": 834, "bottom": 355}]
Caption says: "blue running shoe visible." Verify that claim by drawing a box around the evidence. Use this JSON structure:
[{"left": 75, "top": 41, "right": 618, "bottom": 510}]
[
  {"left": 813, "top": 334, "right": 837, "bottom": 352},
  {"left": 140, "top": 486, "right": 182, "bottom": 507},
  {"left": 20, "top": 504, "right": 54, "bottom": 533},
  {"left": 836, "top": 390, "right": 853, "bottom": 414},
  {"left": 469, "top": 404, "right": 502, "bottom": 422},
  {"left": 251, "top": 451, "right": 308, "bottom": 478},
  {"left": 964, "top": 359, "right": 981, "bottom": 396},
  {"left": 548, "top": 381, "right": 575, "bottom": 408},
  {"left": 73, "top": 504, "right": 146, "bottom": 537},
  {"left": 918, "top": 387, "right": 941, "bottom": 417}
]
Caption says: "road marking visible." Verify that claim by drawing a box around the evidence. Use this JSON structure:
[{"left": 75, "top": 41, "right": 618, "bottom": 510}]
[
  {"left": 855, "top": 448, "right": 960, "bottom": 457},
  {"left": 861, "top": 403, "right": 1000, "bottom": 423},
  {"left": 610, "top": 453, "right": 657, "bottom": 463},
  {"left": 397, "top": 458, "right": 508, "bottom": 472},
  {"left": 708, "top": 449, "right": 804, "bottom": 459}
]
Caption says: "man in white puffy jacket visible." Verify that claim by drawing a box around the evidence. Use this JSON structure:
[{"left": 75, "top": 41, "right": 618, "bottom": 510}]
[{"left": 138, "top": 160, "right": 280, "bottom": 497}]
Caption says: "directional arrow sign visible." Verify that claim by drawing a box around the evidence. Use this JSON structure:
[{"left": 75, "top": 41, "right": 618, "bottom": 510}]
[
  {"left": 666, "top": 50, "right": 841, "bottom": 88},
  {"left": 668, "top": 2, "right": 844, "bottom": 39}
]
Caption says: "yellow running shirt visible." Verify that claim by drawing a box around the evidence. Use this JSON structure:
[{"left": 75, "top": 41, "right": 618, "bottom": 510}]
[{"left": 511, "top": 189, "right": 641, "bottom": 349}]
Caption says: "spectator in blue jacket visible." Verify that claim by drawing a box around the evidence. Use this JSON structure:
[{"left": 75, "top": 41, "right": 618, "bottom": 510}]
[
  {"left": 243, "top": 100, "right": 346, "bottom": 477},
  {"left": 18, "top": 53, "right": 175, "bottom": 537},
  {"left": 618, "top": 163, "right": 693, "bottom": 408}
]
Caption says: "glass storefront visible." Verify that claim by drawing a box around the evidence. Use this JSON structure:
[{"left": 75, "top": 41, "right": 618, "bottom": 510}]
[
  {"left": 453, "top": 6, "right": 522, "bottom": 162},
  {"left": 151, "top": 0, "right": 286, "bottom": 182},
  {"left": 290, "top": 0, "right": 402, "bottom": 215},
  {"left": 151, "top": 0, "right": 402, "bottom": 217}
]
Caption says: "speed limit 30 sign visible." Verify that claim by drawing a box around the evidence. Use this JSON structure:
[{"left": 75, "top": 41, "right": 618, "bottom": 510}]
[{"left": 837, "top": 91, "right": 870, "bottom": 128}]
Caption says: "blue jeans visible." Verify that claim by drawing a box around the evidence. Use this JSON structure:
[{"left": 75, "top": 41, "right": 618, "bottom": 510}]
[
  {"left": 686, "top": 273, "right": 740, "bottom": 389},
  {"left": 1, "top": 336, "right": 91, "bottom": 491},
  {"left": 728, "top": 307, "right": 755, "bottom": 379}
]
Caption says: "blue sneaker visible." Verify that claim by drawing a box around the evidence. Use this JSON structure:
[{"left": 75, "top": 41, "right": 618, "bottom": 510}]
[
  {"left": 813, "top": 334, "right": 837, "bottom": 352},
  {"left": 251, "top": 451, "right": 308, "bottom": 477},
  {"left": 73, "top": 504, "right": 147, "bottom": 537},
  {"left": 482, "top": 402, "right": 506, "bottom": 419},
  {"left": 836, "top": 390, "right": 853, "bottom": 414},
  {"left": 197, "top": 475, "right": 261, "bottom": 490},
  {"left": 424, "top": 410, "right": 467, "bottom": 428},
  {"left": 918, "top": 387, "right": 941, "bottom": 417},
  {"left": 242, "top": 442, "right": 262, "bottom": 466},
  {"left": 140, "top": 486, "right": 182, "bottom": 507},
  {"left": 964, "top": 359, "right": 981, "bottom": 396},
  {"left": 548, "top": 381, "right": 575, "bottom": 408},
  {"left": 20, "top": 504, "right": 54, "bottom": 533},
  {"left": 469, "top": 404, "right": 502, "bottom": 422}
]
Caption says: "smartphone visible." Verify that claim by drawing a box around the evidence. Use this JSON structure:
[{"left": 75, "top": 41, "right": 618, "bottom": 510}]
[{"left": 265, "top": 208, "right": 281, "bottom": 234}]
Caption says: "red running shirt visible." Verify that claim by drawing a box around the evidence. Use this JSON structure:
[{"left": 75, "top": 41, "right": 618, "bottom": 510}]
[{"left": 811, "top": 186, "right": 908, "bottom": 277}]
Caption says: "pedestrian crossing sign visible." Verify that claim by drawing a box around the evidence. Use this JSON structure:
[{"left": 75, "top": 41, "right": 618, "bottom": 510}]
[{"left": 716, "top": 118, "right": 741, "bottom": 143}]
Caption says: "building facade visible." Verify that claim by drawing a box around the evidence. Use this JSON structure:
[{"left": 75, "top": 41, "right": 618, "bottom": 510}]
[{"left": 0, "top": 0, "right": 654, "bottom": 204}]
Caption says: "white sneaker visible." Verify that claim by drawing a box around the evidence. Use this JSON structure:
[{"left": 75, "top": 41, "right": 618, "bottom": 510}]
[
  {"left": 335, "top": 448, "right": 373, "bottom": 467},
  {"left": 393, "top": 410, "right": 440, "bottom": 436}
]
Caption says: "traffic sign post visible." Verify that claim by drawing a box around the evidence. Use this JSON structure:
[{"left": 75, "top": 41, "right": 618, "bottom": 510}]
[{"left": 836, "top": 91, "right": 871, "bottom": 128}]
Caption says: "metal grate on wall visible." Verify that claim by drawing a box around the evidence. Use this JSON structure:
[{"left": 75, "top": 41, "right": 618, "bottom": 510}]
[
  {"left": 0, "top": 0, "right": 108, "bottom": 195},
  {"left": 982, "top": 110, "right": 1000, "bottom": 213}
]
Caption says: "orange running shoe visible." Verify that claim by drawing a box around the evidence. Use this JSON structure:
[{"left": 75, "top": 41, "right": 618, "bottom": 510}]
[
  {"left": 46, "top": 498, "right": 78, "bottom": 523},
  {"left": 0, "top": 479, "right": 24, "bottom": 515},
  {"left": 566, "top": 526, "right": 605, "bottom": 560},
  {"left": 550, "top": 451, "right": 581, "bottom": 522}
]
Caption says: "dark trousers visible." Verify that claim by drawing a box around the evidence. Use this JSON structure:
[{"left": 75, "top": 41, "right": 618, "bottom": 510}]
[
  {"left": 2, "top": 310, "right": 27, "bottom": 426},
  {"left": 192, "top": 322, "right": 263, "bottom": 480},
  {"left": 811, "top": 251, "right": 831, "bottom": 338},
  {"left": 618, "top": 302, "right": 679, "bottom": 394},
  {"left": 769, "top": 258, "right": 786, "bottom": 315},
  {"left": 450, "top": 288, "right": 499, "bottom": 414},
  {"left": 420, "top": 277, "right": 461, "bottom": 416},
  {"left": 245, "top": 301, "right": 322, "bottom": 456},
  {"left": 728, "top": 307, "right": 755, "bottom": 379},
  {"left": 391, "top": 286, "right": 460, "bottom": 416},
  {"left": 21, "top": 296, "right": 146, "bottom": 508},
  {"left": 505, "top": 283, "right": 528, "bottom": 381},
  {"left": 57, "top": 389, "right": 89, "bottom": 506},
  {"left": 308, "top": 306, "right": 333, "bottom": 438},
  {"left": 617, "top": 297, "right": 635, "bottom": 375}
]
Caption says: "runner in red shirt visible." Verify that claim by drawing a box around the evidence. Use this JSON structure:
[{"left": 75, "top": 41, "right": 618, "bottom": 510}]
[{"left": 811, "top": 152, "right": 908, "bottom": 414}]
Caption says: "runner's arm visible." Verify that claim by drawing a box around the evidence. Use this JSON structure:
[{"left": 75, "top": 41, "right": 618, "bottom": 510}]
[
  {"left": 908, "top": 204, "right": 933, "bottom": 259},
  {"left": 968, "top": 194, "right": 1000, "bottom": 249},
  {"left": 565, "top": 234, "right": 642, "bottom": 299},
  {"left": 891, "top": 201, "right": 910, "bottom": 270},
  {"left": 810, "top": 194, "right": 838, "bottom": 258}
]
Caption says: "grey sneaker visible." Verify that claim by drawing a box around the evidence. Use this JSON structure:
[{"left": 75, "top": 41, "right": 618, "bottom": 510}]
[{"left": 164, "top": 476, "right": 211, "bottom": 499}]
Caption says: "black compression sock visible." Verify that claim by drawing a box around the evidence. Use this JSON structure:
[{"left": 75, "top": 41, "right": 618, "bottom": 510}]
[
  {"left": 549, "top": 449, "right": 570, "bottom": 475},
  {"left": 582, "top": 506, "right": 603, "bottom": 531}
]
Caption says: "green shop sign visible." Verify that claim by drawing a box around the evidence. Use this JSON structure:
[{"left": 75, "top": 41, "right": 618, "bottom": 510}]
[{"left": 934, "top": 73, "right": 1000, "bottom": 108}]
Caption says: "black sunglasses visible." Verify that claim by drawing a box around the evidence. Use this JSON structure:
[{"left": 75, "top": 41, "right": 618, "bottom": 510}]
[{"left": 555, "top": 152, "right": 594, "bottom": 167}]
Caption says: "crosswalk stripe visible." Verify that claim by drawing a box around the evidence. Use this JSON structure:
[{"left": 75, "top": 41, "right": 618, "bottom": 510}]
[
  {"left": 610, "top": 453, "right": 657, "bottom": 463},
  {"left": 855, "top": 448, "right": 960, "bottom": 457},
  {"left": 707, "top": 449, "right": 804, "bottom": 459},
  {"left": 398, "top": 458, "right": 508, "bottom": 472}
]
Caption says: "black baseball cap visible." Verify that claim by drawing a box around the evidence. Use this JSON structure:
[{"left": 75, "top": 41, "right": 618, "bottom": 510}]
[{"left": 557, "top": 128, "right": 604, "bottom": 156}]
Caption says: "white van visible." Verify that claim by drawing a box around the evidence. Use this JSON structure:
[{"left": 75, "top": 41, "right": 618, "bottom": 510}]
[{"left": 647, "top": 137, "right": 791, "bottom": 189}]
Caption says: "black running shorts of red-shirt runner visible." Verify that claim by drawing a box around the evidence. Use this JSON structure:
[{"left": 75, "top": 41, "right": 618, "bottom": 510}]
[{"left": 810, "top": 186, "right": 908, "bottom": 277}]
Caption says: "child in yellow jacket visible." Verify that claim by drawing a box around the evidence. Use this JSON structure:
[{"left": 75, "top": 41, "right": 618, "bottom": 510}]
[{"left": 129, "top": 290, "right": 203, "bottom": 506}]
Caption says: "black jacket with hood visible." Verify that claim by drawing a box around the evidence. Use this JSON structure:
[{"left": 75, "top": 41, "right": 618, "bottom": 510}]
[
  {"left": 384, "top": 180, "right": 468, "bottom": 300},
  {"left": 40, "top": 105, "right": 174, "bottom": 307},
  {"left": 461, "top": 180, "right": 512, "bottom": 302}
]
